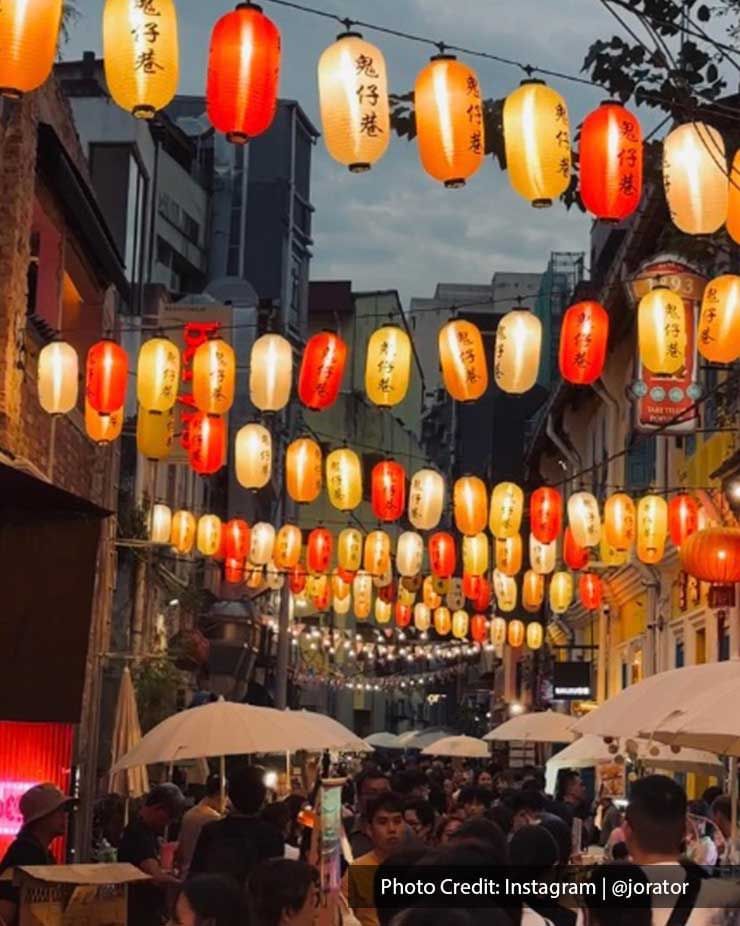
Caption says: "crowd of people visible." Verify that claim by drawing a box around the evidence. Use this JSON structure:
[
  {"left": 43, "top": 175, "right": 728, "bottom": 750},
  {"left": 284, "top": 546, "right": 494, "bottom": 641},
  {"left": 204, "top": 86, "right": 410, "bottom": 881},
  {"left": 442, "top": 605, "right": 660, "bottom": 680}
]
[{"left": 0, "top": 754, "right": 739, "bottom": 926}]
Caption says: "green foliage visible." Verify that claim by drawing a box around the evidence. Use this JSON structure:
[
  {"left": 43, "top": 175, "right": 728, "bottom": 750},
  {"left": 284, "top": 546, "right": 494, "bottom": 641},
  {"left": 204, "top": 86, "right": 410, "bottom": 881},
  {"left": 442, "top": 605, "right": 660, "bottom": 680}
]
[{"left": 132, "top": 658, "right": 182, "bottom": 732}]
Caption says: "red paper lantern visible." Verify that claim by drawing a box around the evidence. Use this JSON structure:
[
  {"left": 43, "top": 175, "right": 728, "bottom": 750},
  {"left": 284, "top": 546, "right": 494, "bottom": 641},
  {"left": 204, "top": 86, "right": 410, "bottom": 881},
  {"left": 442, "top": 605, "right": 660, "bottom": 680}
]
[
  {"left": 558, "top": 301, "right": 610, "bottom": 385},
  {"left": 289, "top": 563, "right": 307, "bottom": 594},
  {"left": 429, "top": 532, "right": 456, "bottom": 579},
  {"left": 680, "top": 527, "right": 740, "bottom": 606},
  {"left": 462, "top": 573, "right": 484, "bottom": 601},
  {"left": 580, "top": 101, "right": 643, "bottom": 221},
  {"left": 564, "top": 527, "right": 589, "bottom": 570},
  {"left": 379, "top": 581, "right": 397, "bottom": 604},
  {"left": 307, "top": 527, "right": 333, "bottom": 574},
  {"left": 337, "top": 566, "right": 356, "bottom": 584},
  {"left": 86, "top": 339, "right": 128, "bottom": 414},
  {"left": 224, "top": 557, "right": 244, "bottom": 584},
  {"left": 188, "top": 412, "right": 226, "bottom": 475},
  {"left": 298, "top": 331, "right": 348, "bottom": 410},
  {"left": 371, "top": 460, "right": 406, "bottom": 522},
  {"left": 579, "top": 572, "right": 603, "bottom": 611},
  {"left": 668, "top": 494, "right": 700, "bottom": 548},
  {"left": 224, "top": 518, "right": 251, "bottom": 561},
  {"left": 206, "top": 2, "right": 281, "bottom": 144},
  {"left": 394, "top": 601, "right": 412, "bottom": 628},
  {"left": 470, "top": 614, "right": 488, "bottom": 644},
  {"left": 311, "top": 578, "right": 331, "bottom": 611},
  {"left": 472, "top": 577, "right": 492, "bottom": 612},
  {"left": 530, "top": 487, "right": 562, "bottom": 544}
]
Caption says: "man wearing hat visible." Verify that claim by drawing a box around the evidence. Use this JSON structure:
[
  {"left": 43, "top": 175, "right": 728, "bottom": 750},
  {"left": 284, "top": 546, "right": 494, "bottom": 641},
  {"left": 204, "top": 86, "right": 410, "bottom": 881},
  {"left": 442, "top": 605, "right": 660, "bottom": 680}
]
[{"left": 0, "top": 783, "right": 76, "bottom": 926}]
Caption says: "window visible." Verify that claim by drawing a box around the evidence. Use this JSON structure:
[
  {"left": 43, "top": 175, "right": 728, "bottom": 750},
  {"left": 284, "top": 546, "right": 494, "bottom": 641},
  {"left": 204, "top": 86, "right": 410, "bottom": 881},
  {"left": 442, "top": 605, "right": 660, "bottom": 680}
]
[
  {"left": 695, "top": 627, "right": 706, "bottom": 665},
  {"left": 26, "top": 231, "right": 40, "bottom": 317},
  {"left": 182, "top": 211, "right": 200, "bottom": 245},
  {"left": 625, "top": 436, "right": 656, "bottom": 493},
  {"left": 718, "top": 614, "right": 730, "bottom": 661},
  {"left": 674, "top": 640, "right": 684, "bottom": 668}
]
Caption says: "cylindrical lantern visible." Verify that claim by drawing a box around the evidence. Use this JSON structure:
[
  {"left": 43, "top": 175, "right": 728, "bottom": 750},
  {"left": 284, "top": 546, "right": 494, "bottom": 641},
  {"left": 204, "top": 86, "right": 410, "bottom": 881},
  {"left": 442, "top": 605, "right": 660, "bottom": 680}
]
[
  {"left": 235, "top": 423, "right": 272, "bottom": 490},
  {"left": 604, "top": 493, "right": 636, "bottom": 552},
  {"left": 470, "top": 614, "right": 487, "bottom": 644},
  {"left": 298, "top": 331, "right": 347, "bottom": 411},
  {"left": 452, "top": 609, "right": 469, "bottom": 640},
  {"left": 462, "top": 573, "right": 484, "bottom": 601},
  {"left": 85, "top": 400, "right": 123, "bottom": 444},
  {"left": 338, "top": 527, "right": 363, "bottom": 573},
  {"left": 526, "top": 622, "right": 544, "bottom": 651},
  {"left": 333, "top": 594, "right": 351, "bottom": 616},
  {"left": 274, "top": 524, "right": 302, "bottom": 569},
  {"left": 496, "top": 534, "right": 523, "bottom": 577},
  {"left": 171, "top": 510, "right": 196, "bottom": 555},
  {"left": 398, "top": 583, "right": 415, "bottom": 607},
  {"left": 307, "top": 527, "right": 333, "bottom": 574},
  {"left": 636, "top": 494, "right": 668, "bottom": 565},
  {"left": 489, "top": 482, "right": 524, "bottom": 538},
  {"left": 375, "top": 598, "right": 392, "bottom": 624},
  {"left": 494, "top": 309, "right": 542, "bottom": 394},
  {"left": 564, "top": 527, "right": 589, "bottom": 571},
  {"left": 680, "top": 528, "right": 740, "bottom": 604},
  {"left": 266, "top": 562, "right": 284, "bottom": 591},
  {"left": 326, "top": 447, "right": 362, "bottom": 511},
  {"left": 414, "top": 602, "right": 431, "bottom": 632},
  {"left": 197, "top": 514, "right": 222, "bottom": 557},
  {"left": 192, "top": 337, "right": 235, "bottom": 415},
  {"left": 104, "top": 0, "right": 179, "bottom": 118},
  {"left": 446, "top": 577, "right": 465, "bottom": 611},
  {"left": 434, "top": 606, "right": 452, "bottom": 636},
  {"left": 249, "top": 333, "right": 293, "bottom": 411},
  {"left": 331, "top": 570, "right": 351, "bottom": 600},
  {"left": 530, "top": 487, "right": 562, "bottom": 544},
  {"left": 137, "top": 408, "right": 174, "bottom": 461},
  {"left": 580, "top": 101, "right": 642, "bottom": 221},
  {"left": 504, "top": 80, "right": 571, "bottom": 207},
  {"left": 289, "top": 563, "right": 307, "bottom": 595},
  {"left": 423, "top": 576, "right": 442, "bottom": 609},
  {"left": 600, "top": 532, "right": 629, "bottom": 568},
  {"left": 408, "top": 468, "right": 445, "bottom": 530},
  {"left": 415, "top": 54, "right": 485, "bottom": 188},
  {"left": 462, "top": 533, "right": 489, "bottom": 577},
  {"left": 318, "top": 32, "right": 390, "bottom": 172},
  {"left": 0, "top": 0, "right": 62, "bottom": 98},
  {"left": 490, "top": 616, "right": 507, "bottom": 647},
  {"left": 493, "top": 570, "right": 517, "bottom": 612},
  {"left": 438, "top": 319, "right": 488, "bottom": 402},
  {"left": 86, "top": 339, "right": 128, "bottom": 415},
  {"left": 698, "top": 275, "right": 740, "bottom": 364},
  {"left": 188, "top": 412, "right": 226, "bottom": 475},
  {"left": 558, "top": 301, "right": 609, "bottom": 386},
  {"left": 371, "top": 459, "right": 406, "bottom": 522},
  {"left": 310, "top": 574, "right": 330, "bottom": 611},
  {"left": 149, "top": 503, "right": 172, "bottom": 544},
  {"left": 579, "top": 572, "right": 603, "bottom": 611},
  {"left": 225, "top": 518, "right": 251, "bottom": 561},
  {"left": 397, "top": 531, "right": 424, "bottom": 578},
  {"left": 250, "top": 522, "right": 275, "bottom": 566},
  {"left": 246, "top": 564, "right": 265, "bottom": 591},
  {"left": 224, "top": 558, "right": 244, "bottom": 584},
  {"left": 394, "top": 601, "right": 412, "bottom": 628},
  {"left": 364, "top": 529, "right": 391, "bottom": 576},
  {"left": 530, "top": 535, "right": 557, "bottom": 575},
  {"left": 550, "top": 571, "right": 574, "bottom": 614},
  {"left": 206, "top": 2, "right": 281, "bottom": 144},
  {"left": 668, "top": 494, "right": 699, "bottom": 548},
  {"left": 568, "top": 491, "right": 601, "bottom": 547},
  {"left": 365, "top": 325, "right": 412, "bottom": 407},
  {"left": 663, "top": 121, "right": 728, "bottom": 234},
  {"left": 508, "top": 619, "right": 525, "bottom": 648},
  {"left": 429, "top": 532, "right": 456, "bottom": 579},
  {"left": 353, "top": 571, "right": 373, "bottom": 620},
  {"left": 454, "top": 475, "right": 488, "bottom": 536},
  {"left": 472, "top": 576, "right": 492, "bottom": 612},
  {"left": 729, "top": 151, "right": 740, "bottom": 244},
  {"left": 286, "top": 437, "right": 322, "bottom": 504},
  {"left": 638, "top": 287, "right": 687, "bottom": 375},
  {"left": 38, "top": 341, "right": 78, "bottom": 414},
  {"left": 523, "top": 570, "right": 545, "bottom": 613}
]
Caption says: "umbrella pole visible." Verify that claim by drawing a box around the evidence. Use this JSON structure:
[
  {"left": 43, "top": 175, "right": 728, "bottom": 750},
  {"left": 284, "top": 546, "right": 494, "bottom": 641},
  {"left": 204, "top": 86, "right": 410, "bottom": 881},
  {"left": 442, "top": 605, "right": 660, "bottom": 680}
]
[
  {"left": 220, "top": 755, "right": 226, "bottom": 812},
  {"left": 286, "top": 751, "right": 291, "bottom": 790},
  {"left": 731, "top": 755, "right": 738, "bottom": 860}
]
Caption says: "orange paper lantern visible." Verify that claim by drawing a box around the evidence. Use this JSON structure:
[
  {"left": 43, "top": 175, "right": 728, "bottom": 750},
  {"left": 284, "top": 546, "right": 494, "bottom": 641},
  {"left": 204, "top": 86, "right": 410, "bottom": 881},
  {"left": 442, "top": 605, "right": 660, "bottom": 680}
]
[
  {"left": 298, "top": 331, "right": 347, "bottom": 411},
  {"left": 579, "top": 101, "right": 642, "bottom": 221},
  {"left": 558, "top": 301, "right": 609, "bottom": 385},
  {"left": 0, "top": 0, "right": 62, "bottom": 98},
  {"left": 429, "top": 532, "right": 456, "bottom": 579},
  {"left": 225, "top": 519, "right": 251, "bottom": 561},
  {"left": 604, "top": 493, "right": 636, "bottom": 552},
  {"left": 508, "top": 619, "right": 525, "bottom": 648},
  {"left": 680, "top": 527, "right": 740, "bottom": 590},
  {"left": 188, "top": 412, "right": 226, "bottom": 475},
  {"left": 454, "top": 475, "right": 488, "bottom": 536},
  {"left": 470, "top": 614, "right": 487, "bottom": 644},
  {"left": 697, "top": 275, "right": 740, "bottom": 364},
  {"left": 530, "top": 488, "right": 562, "bottom": 544},
  {"left": 579, "top": 572, "right": 603, "bottom": 611},
  {"left": 371, "top": 460, "right": 406, "bottom": 522},
  {"left": 286, "top": 437, "right": 322, "bottom": 504},
  {"left": 564, "top": 527, "right": 589, "bottom": 571},
  {"left": 668, "top": 494, "right": 699, "bottom": 548},
  {"left": 86, "top": 339, "right": 128, "bottom": 414},
  {"left": 438, "top": 319, "right": 488, "bottom": 402},
  {"left": 307, "top": 527, "right": 333, "bottom": 574}
]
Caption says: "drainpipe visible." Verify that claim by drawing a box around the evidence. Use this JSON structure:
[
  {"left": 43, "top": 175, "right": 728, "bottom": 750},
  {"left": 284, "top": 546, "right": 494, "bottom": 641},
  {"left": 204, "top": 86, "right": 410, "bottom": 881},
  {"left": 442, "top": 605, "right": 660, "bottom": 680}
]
[{"left": 592, "top": 379, "right": 621, "bottom": 489}]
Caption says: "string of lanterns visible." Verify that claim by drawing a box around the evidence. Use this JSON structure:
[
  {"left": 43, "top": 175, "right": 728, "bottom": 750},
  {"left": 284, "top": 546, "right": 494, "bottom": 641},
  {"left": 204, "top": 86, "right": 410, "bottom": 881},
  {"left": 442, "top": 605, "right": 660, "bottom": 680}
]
[
  {"left": 291, "top": 660, "right": 473, "bottom": 692},
  {"left": 2, "top": 2, "right": 739, "bottom": 239}
]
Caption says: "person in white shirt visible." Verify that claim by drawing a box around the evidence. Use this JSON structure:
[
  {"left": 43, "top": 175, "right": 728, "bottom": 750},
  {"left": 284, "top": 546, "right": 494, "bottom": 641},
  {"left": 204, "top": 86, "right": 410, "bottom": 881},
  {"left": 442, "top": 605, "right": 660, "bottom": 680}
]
[{"left": 175, "top": 774, "right": 224, "bottom": 878}]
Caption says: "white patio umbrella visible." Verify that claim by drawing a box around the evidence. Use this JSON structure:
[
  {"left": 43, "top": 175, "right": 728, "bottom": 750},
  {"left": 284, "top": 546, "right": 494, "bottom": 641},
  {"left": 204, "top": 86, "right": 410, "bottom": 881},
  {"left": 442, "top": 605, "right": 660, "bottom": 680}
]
[
  {"left": 398, "top": 728, "right": 450, "bottom": 750},
  {"left": 286, "top": 711, "right": 371, "bottom": 753},
  {"left": 109, "top": 667, "right": 149, "bottom": 798},
  {"left": 364, "top": 732, "right": 403, "bottom": 749},
  {"left": 421, "top": 735, "right": 490, "bottom": 759},
  {"left": 484, "top": 710, "right": 577, "bottom": 744}
]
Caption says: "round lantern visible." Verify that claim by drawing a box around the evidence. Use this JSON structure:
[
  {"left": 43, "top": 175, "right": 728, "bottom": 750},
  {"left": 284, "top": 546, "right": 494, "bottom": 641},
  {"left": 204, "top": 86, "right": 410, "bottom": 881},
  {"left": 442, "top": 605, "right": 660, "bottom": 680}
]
[
  {"left": 462, "top": 533, "right": 489, "bottom": 577},
  {"left": 494, "top": 309, "right": 542, "bottom": 394},
  {"left": 224, "top": 558, "right": 244, "bottom": 584},
  {"left": 638, "top": 288, "right": 687, "bottom": 375},
  {"left": 504, "top": 80, "right": 571, "bottom": 207},
  {"left": 149, "top": 503, "right": 172, "bottom": 544},
  {"left": 454, "top": 476, "right": 488, "bottom": 536},
  {"left": 470, "top": 614, "right": 487, "bottom": 644},
  {"left": 452, "top": 609, "right": 469, "bottom": 640},
  {"left": 171, "top": 510, "right": 196, "bottom": 555},
  {"left": 307, "top": 527, "right": 333, "bottom": 574},
  {"left": 663, "top": 121, "right": 728, "bottom": 234},
  {"left": 397, "top": 532, "right": 424, "bottom": 578},
  {"left": 493, "top": 570, "right": 517, "bottom": 612},
  {"left": 365, "top": 325, "right": 412, "bottom": 407},
  {"left": 326, "top": 447, "right": 362, "bottom": 511},
  {"left": 438, "top": 319, "right": 488, "bottom": 402},
  {"left": 490, "top": 616, "right": 507, "bottom": 647},
  {"left": 523, "top": 570, "right": 545, "bottom": 613},
  {"left": 192, "top": 337, "right": 235, "bottom": 415},
  {"left": 249, "top": 333, "right": 292, "bottom": 411},
  {"left": 446, "top": 577, "right": 465, "bottom": 611},
  {"left": 729, "top": 151, "right": 740, "bottom": 244},
  {"left": 395, "top": 601, "right": 412, "bottom": 629},
  {"left": 225, "top": 519, "right": 251, "bottom": 561},
  {"left": 530, "top": 535, "right": 557, "bottom": 575},
  {"left": 415, "top": 54, "right": 485, "bottom": 188},
  {"left": 364, "top": 530, "right": 391, "bottom": 576},
  {"left": 423, "top": 576, "right": 442, "bottom": 609},
  {"left": 564, "top": 527, "right": 589, "bottom": 571},
  {"left": 338, "top": 527, "right": 363, "bottom": 573},
  {"left": 414, "top": 602, "right": 431, "bottom": 632},
  {"left": 434, "top": 606, "right": 452, "bottom": 636},
  {"left": 250, "top": 522, "right": 275, "bottom": 566},
  {"left": 206, "top": 2, "right": 281, "bottom": 144},
  {"left": 668, "top": 494, "right": 699, "bottom": 548},
  {"left": 558, "top": 301, "right": 609, "bottom": 386},
  {"left": 580, "top": 101, "right": 642, "bottom": 221},
  {"left": 698, "top": 275, "right": 740, "bottom": 364},
  {"left": 353, "top": 571, "right": 373, "bottom": 619},
  {"left": 604, "top": 493, "right": 636, "bottom": 551},
  {"left": 496, "top": 534, "right": 523, "bottom": 577},
  {"left": 289, "top": 563, "right": 307, "bottom": 595},
  {"left": 680, "top": 527, "right": 740, "bottom": 605},
  {"left": 472, "top": 577, "right": 492, "bottom": 612},
  {"left": 188, "top": 412, "right": 226, "bottom": 475},
  {"left": 104, "top": 0, "right": 179, "bottom": 118},
  {"left": 286, "top": 437, "right": 322, "bottom": 504},
  {"left": 489, "top": 482, "right": 524, "bottom": 539},
  {"left": 85, "top": 400, "right": 123, "bottom": 444},
  {"left": 508, "top": 619, "right": 525, "bottom": 648},
  {"left": 275, "top": 524, "right": 302, "bottom": 569},
  {"left": 636, "top": 494, "right": 668, "bottom": 565},
  {"left": 429, "top": 532, "right": 456, "bottom": 579},
  {"left": 579, "top": 572, "right": 603, "bottom": 611},
  {"left": 526, "top": 622, "right": 544, "bottom": 651},
  {"left": 375, "top": 598, "right": 392, "bottom": 624},
  {"left": 197, "top": 514, "right": 222, "bottom": 557},
  {"left": 235, "top": 423, "right": 272, "bottom": 490},
  {"left": 0, "top": 0, "right": 62, "bottom": 98},
  {"left": 318, "top": 32, "right": 390, "bottom": 172},
  {"left": 86, "top": 339, "right": 128, "bottom": 415},
  {"left": 38, "top": 341, "right": 78, "bottom": 414},
  {"left": 298, "top": 331, "right": 347, "bottom": 411},
  {"left": 136, "top": 408, "right": 174, "bottom": 461},
  {"left": 530, "top": 487, "right": 562, "bottom": 544},
  {"left": 371, "top": 459, "right": 406, "bottom": 522},
  {"left": 550, "top": 571, "right": 574, "bottom": 614},
  {"left": 408, "top": 468, "right": 445, "bottom": 530},
  {"left": 568, "top": 491, "right": 601, "bottom": 548}
]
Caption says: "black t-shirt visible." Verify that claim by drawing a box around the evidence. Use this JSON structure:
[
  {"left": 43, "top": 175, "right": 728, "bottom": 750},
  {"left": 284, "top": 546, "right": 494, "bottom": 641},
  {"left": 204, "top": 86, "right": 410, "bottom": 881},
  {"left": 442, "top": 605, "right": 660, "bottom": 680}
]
[
  {"left": 0, "top": 831, "right": 55, "bottom": 906},
  {"left": 118, "top": 818, "right": 164, "bottom": 926},
  {"left": 188, "top": 814, "right": 284, "bottom": 887}
]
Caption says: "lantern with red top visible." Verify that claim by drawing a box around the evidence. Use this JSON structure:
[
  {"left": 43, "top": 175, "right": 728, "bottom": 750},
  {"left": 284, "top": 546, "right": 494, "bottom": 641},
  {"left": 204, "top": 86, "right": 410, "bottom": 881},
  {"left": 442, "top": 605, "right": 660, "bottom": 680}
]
[
  {"left": 564, "top": 526, "right": 589, "bottom": 571},
  {"left": 530, "top": 487, "right": 562, "bottom": 544},
  {"left": 371, "top": 459, "right": 406, "bottom": 522},
  {"left": 429, "top": 532, "right": 456, "bottom": 579},
  {"left": 307, "top": 527, "right": 333, "bottom": 574},
  {"left": 86, "top": 339, "right": 128, "bottom": 414},
  {"left": 558, "top": 301, "right": 609, "bottom": 385},
  {"left": 579, "top": 101, "right": 643, "bottom": 222},
  {"left": 579, "top": 572, "right": 603, "bottom": 611},
  {"left": 669, "top": 494, "right": 700, "bottom": 548},
  {"left": 298, "top": 331, "right": 348, "bottom": 411},
  {"left": 188, "top": 412, "right": 226, "bottom": 475}
]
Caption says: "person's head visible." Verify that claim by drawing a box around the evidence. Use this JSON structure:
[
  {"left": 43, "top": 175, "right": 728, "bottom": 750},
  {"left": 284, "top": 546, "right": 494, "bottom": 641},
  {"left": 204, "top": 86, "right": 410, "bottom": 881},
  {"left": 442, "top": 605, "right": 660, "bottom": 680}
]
[
  {"left": 262, "top": 800, "right": 290, "bottom": 839},
  {"left": 450, "top": 817, "right": 508, "bottom": 864},
  {"left": 229, "top": 765, "right": 267, "bottom": 816},
  {"left": 611, "top": 841, "right": 629, "bottom": 861},
  {"left": 711, "top": 794, "right": 733, "bottom": 838},
  {"left": 458, "top": 787, "right": 492, "bottom": 818},
  {"left": 248, "top": 859, "right": 319, "bottom": 926},
  {"left": 702, "top": 785, "right": 723, "bottom": 807},
  {"left": 20, "top": 783, "right": 76, "bottom": 844},
  {"left": 475, "top": 770, "right": 494, "bottom": 791},
  {"left": 583, "top": 863, "right": 651, "bottom": 926},
  {"left": 374, "top": 847, "right": 429, "bottom": 926},
  {"left": 539, "top": 813, "right": 573, "bottom": 866},
  {"left": 510, "top": 790, "right": 545, "bottom": 832},
  {"left": 356, "top": 768, "right": 391, "bottom": 813},
  {"left": 486, "top": 803, "right": 513, "bottom": 836},
  {"left": 172, "top": 875, "right": 243, "bottom": 926},
  {"left": 204, "top": 774, "right": 225, "bottom": 808},
  {"left": 435, "top": 814, "right": 463, "bottom": 844},
  {"left": 141, "top": 784, "right": 186, "bottom": 833},
  {"left": 509, "top": 824, "right": 559, "bottom": 879},
  {"left": 366, "top": 793, "right": 405, "bottom": 857},
  {"left": 556, "top": 770, "right": 585, "bottom": 804},
  {"left": 624, "top": 774, "right": 686, "bottom": 862},
  {"left": 403, "top": 799, "right": 435, "bottom": 844}
]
